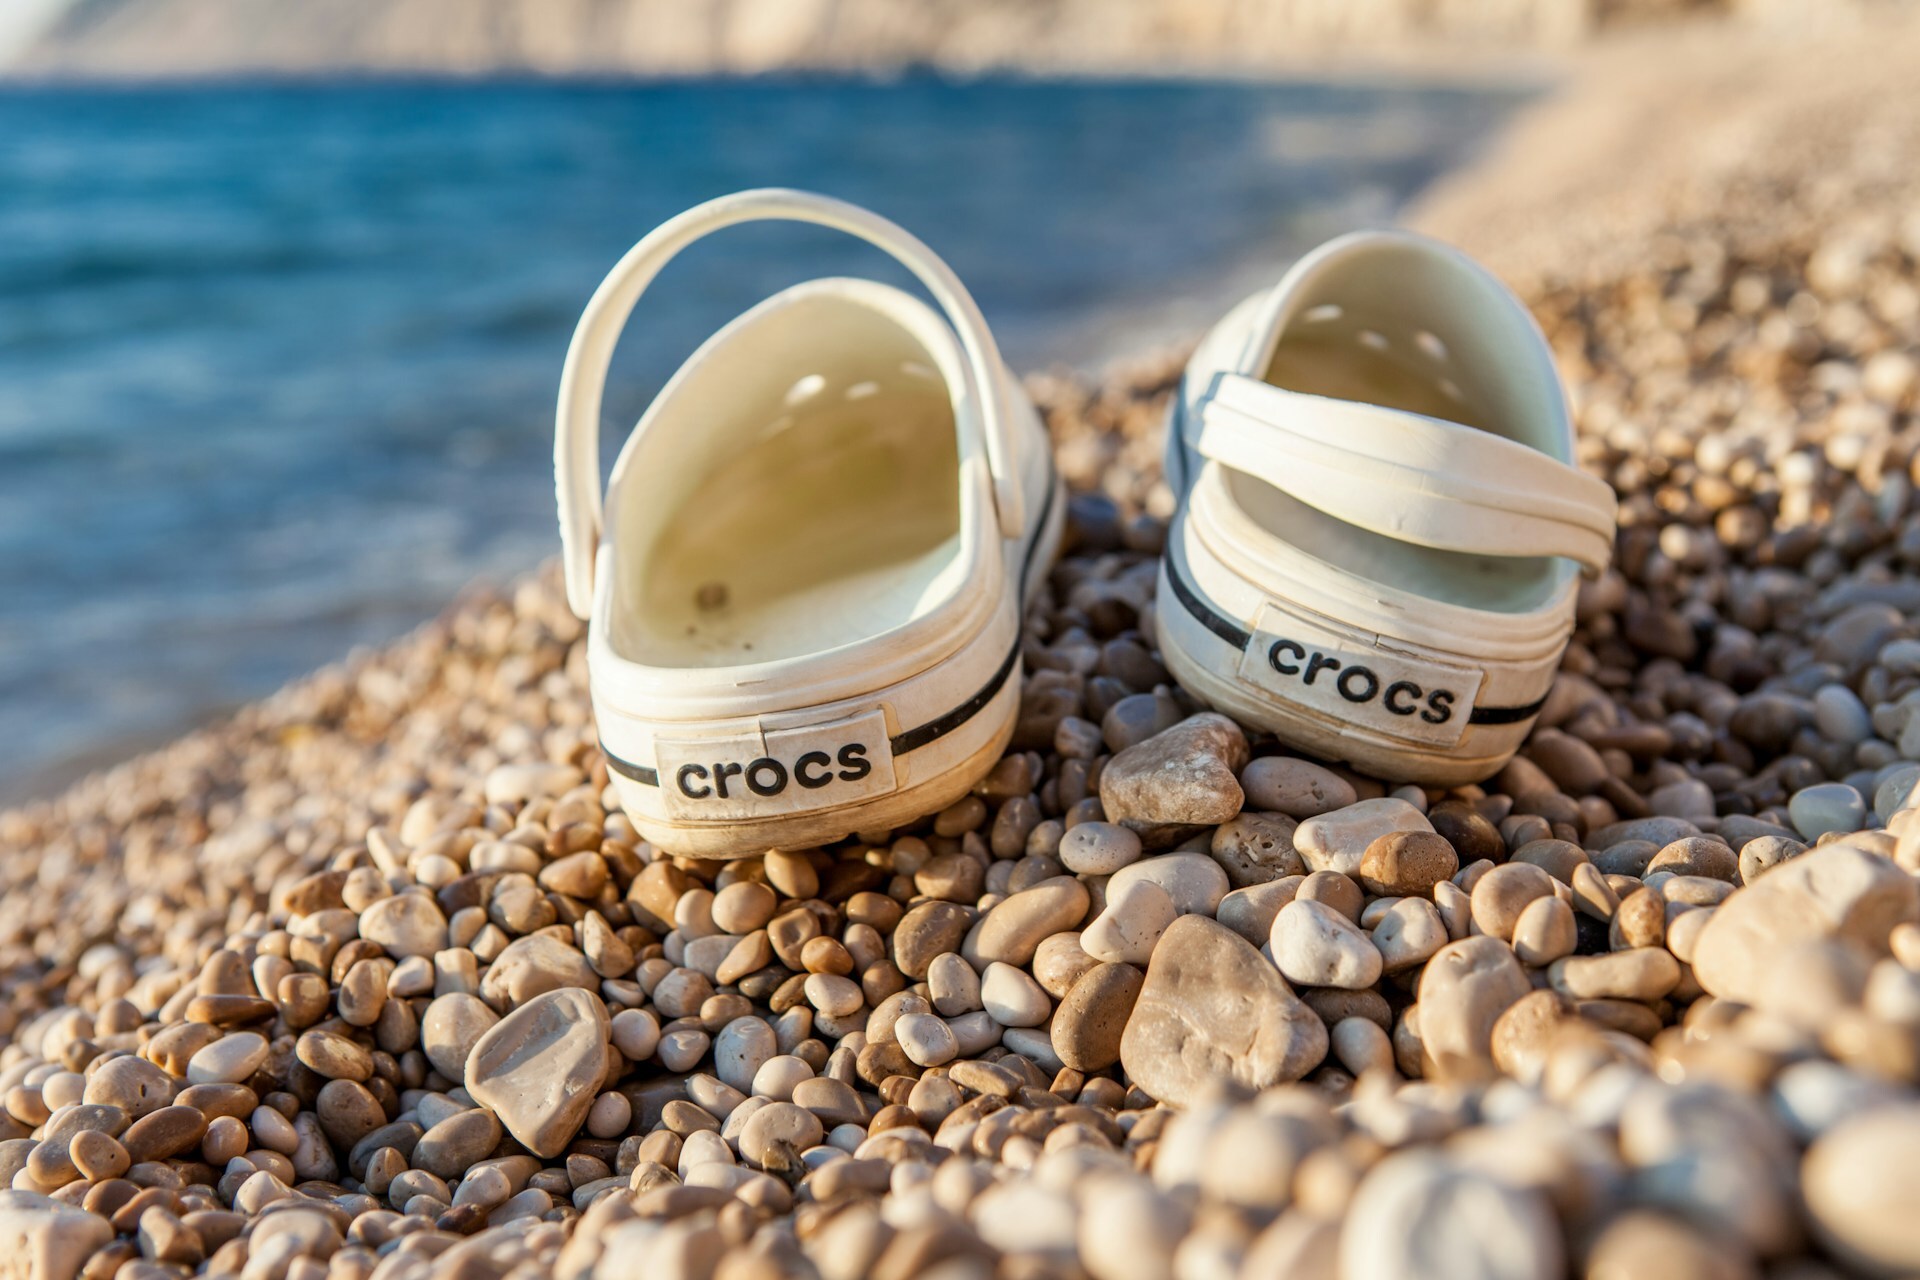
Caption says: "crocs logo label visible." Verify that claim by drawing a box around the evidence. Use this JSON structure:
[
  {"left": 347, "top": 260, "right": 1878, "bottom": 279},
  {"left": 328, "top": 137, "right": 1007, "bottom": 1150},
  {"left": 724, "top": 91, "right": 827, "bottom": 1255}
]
[
  {"left": 1237, "top": 603, "right": 1484, "bottom": 747},
  {"left": 653, "top": 711, "right": 895, "bottom": 820}
]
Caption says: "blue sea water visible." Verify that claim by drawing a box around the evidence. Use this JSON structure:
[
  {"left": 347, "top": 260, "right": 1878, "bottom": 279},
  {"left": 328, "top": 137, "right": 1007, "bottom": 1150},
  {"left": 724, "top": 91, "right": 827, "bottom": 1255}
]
[{"left": 0, "top": 76, "right": 1524, "bottom": 797}]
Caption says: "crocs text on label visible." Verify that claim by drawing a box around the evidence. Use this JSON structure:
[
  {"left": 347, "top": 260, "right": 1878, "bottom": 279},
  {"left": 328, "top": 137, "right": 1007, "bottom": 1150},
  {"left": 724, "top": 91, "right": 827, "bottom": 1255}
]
[
  {"left": 1234, "top": 601, "right": 1483, "bottom": 748},
  {"left": 653, "top": 710, "right": 897, "bottom": 821}
]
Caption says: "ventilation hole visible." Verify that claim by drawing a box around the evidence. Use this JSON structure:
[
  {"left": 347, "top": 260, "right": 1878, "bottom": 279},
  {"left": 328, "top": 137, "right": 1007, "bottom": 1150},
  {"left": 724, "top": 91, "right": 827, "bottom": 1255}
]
[
  {"left": 1438, "top": 378, "right": 1465, "bottom": 402},
  {"left": 1356, "top": 329, "right": 1390, "bottom": 352},
  {"left": 1302, "top": 304, "right": 1343, "bottom": 324},
  {"left": 845, "top": 381, "right": 881, "bottom": 401},
  {"left": 1415, "top": 330, "right": 1450, "bottom": 362},
  {"left": 783, "top": 374, "right": 828, "bottom": 407}
]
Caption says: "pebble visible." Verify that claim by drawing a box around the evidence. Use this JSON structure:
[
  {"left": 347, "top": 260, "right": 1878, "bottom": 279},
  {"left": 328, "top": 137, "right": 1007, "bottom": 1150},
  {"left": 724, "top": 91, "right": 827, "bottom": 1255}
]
[
  {"left": 1370, "top": 897, "right": 1450, "bottom": 972},
  {"left": 1357, "top": 830, "right": 1459, "bottom": 897},
  {"left": 740, "top": 1102, "right": 824, "bottom": 1172},
  {"left": 1526, "top": 728, "right": 1611, "bottom": 794},
  {"left": 1270, "top": 899, "right": 1383, "bottom": 990},
  {"left": 0, "top": 1194, "right": 115, "bottom": 1280},
  {"left": 1294, "top": 799, "right": 1434, "bottom": 877},
  {"left": 1814, "top": 683, "right": 1874, "bottom": 744},
  {"left": 1058, "top": 821, "right": 1144, "bottom": 875},
  {"left": 1331, "top": 1016, "right": 1394, "bottom": 1076},
  {"left": 1590, "top": 816, "right": 1699, "bottom": 850},
  {"left": 1650, "top": 778, "right": 1716, "bottom": 820},
  {"left": 295, "top": 1028, "right": 373, "bottom": 1081},
  {"left": 1341, "top": 1151, "right": 1563, "bottom": 1280},
  {"left": 67, "top": 1129, "right": 129, "bottom": 1182},
  {"left": 1080, "top": 878, "right": 1177, "bottom": 966},
  {"left": 484, "top": 761, "right": 582, "bottom": 806},
  {"left": 1119, "top": 916, "right": 1327, "bottom": 1105},
  {"left": 465, "top": 987, "right": 610, "bottom": 1157},
  {"left": 422, "top": 992, "right": 502, "bottom": 1084},
  {"left": 1097, "top": 713, "right": 1250, "bottom": 840},
  {"left": 1692, "top": 844, "right": 1919, "bottom": 1003},
  {"left": 1488, "top": 990, "right": 1580, "bottom": 1085},
  {"left": 1874, "top": 766, "right": 1920, "bottom": 820},
  {"left": 479, "top": 933, "right": 598, "bottom": 1007},
  {"left": 123, "top": 1105, "right": 208, "bottom": 1163},
  {"left": 803, "top": 973, "right": 864, "bottom": 1018},
  {"left": 927, "top": 951, "right": 983, "bottom": 1015},
  {"left": 1647, "top": 836, "right": 1739, "bottom": 881},
  {"left": 1077, "top": 1177, "right": 1189, "bottom": 1280},
  {"left": 1469, "top": 863, "right": 1555, "bottom": 941},
  {"left": 710, "top": 881, "right": 777, "bottom": 934},
  {"left": 1548, "top": 949, "right": 1681, "bottom": 1001},
  {"left": 713, "top": 1017, "right": 777, "bottom": 1094},
  {"left": 1051, "top": 961, "right": 1144, "bottom": 1072},
  {"left": 1216, "top": 878, "right": 1298, "bottom": 945},
  {"left": 894, "top": 1013, "right": 958, "bottom": 1068},
  {"left": 1803, "top": 1107, "right": 1920, "bottom": 1272},
  {"left": 966, "top": 877, "right": 1091, "bottom": 967},
  {"left": 1510, "top": 895, "right": 1577, "bottom": 967},
  {"left": 1107, "top": 851, "right": 1231, "bottom": 916},
  {"left": 1208, "top": 812, "right": 1306, "bottom": 886},
  {"left": 1101, "top": 691, "right": 1185, "bottom": 753},
  {"left": 1417, "top": 938, "right": 1532, "bottom": 1079},
  {"left": 1788, "top": 782, "right": 1868, "bottom": 840},
  {"left": 185, "top": 1032, "right": 268, "bottom": 1086},
  {"left": 1511, "top": 837, "right": 1588, "bottom": 884},
  {"left": 1239, "top": 757, "right": 1356, "bottom": 818},
  {"left": 413, "top": 1108, "right": 504, "bottom": 1180},
  {"left": 540, "top": 850, "right": 607, "bottom": 898},
  {"left": 979, "top": 961, "right": 1051, "bottom": 1027},
  {"left": 893, "top": 900, "right": 976, "bottom": 978},
  {"left": 358, "top": 891, "right": 449, "bottom": 959}
]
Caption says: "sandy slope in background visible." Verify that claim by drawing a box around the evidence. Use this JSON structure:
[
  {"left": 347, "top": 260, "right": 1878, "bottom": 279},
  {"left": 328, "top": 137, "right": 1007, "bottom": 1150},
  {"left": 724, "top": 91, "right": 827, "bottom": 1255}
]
[
  {"left": 5, "top": 0, "right": 1892, "bottom": 80},
  {"left": 1411, "top": 9, "right": 1920, "bottom": 287}
]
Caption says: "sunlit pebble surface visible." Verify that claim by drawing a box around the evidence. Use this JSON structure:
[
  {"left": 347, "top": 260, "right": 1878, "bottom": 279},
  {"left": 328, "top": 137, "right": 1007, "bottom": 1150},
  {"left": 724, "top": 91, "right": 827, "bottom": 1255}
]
[{"left": 8, "top": 171, "right": 1920, "bottom": 1280}]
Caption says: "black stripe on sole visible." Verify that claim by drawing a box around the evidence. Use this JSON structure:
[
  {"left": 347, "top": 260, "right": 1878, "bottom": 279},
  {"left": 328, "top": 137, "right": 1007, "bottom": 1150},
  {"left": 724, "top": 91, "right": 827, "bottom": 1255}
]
[
  {"left": 888, "top": 638, "right": 1022, "bottom": 756},
  {"left": 1161, "top": 551, "right": 1546, "bottom": 728},
  {"left": 1163, "top": 543, "right": 1252, "bottom": 650},
  {"left": 604, "top": 459, "right": 1059, "bottom": 787},
  {"left": 606, "top": 756, "right": 660, "bottom": 787},
  {"left": 1464, "top": 694, "right": 1550, "bottom": 725}
]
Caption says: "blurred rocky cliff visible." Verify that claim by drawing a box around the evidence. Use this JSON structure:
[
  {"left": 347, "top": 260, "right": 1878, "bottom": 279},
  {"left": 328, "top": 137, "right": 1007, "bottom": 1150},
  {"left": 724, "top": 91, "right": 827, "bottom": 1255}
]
[{"left": 4, "top": 0, "right": 1894, "bottom": 78}]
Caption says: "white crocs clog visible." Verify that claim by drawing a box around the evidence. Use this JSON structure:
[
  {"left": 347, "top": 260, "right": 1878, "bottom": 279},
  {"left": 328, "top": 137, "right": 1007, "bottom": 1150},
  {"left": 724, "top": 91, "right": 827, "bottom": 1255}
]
[
  {"left": 556, "top": 190, "right": 1062, "bottom": 859},
  {"left": 1158, "top": 230, "right": 1617, "bottom": 785}
]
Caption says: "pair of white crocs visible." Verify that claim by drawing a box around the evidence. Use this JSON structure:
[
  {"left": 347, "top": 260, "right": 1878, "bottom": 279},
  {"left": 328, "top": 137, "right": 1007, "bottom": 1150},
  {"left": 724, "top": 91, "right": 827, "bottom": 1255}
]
[{"left": 555, "top": 189, "right": 1617, "bottom": 860}]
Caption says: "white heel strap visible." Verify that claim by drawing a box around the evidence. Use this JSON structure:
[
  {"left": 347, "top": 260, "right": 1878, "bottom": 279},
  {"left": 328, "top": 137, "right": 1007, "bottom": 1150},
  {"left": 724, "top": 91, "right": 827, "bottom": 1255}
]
[
  {"left": 555, "top": 188, "right": 1024, "bottom": 620},
  {"left": 1195, "top": 373, "right": 1617, "bottom": 576}
]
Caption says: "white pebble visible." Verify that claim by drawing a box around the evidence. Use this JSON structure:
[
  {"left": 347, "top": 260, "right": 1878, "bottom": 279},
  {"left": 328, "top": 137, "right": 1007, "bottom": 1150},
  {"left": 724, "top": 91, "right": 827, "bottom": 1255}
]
[
  {"left": 1081, "top": 878, "right": 1177, "bottom": 966},
  {"left": 1270, "top": 899, "right": 1382, "bottom": 989},
  {"left": 895, "top": 1013, "right": 959, "bottom": 1067},
  {"left": 980, "top": 962, "right": 1052, "bottom": 1028}
]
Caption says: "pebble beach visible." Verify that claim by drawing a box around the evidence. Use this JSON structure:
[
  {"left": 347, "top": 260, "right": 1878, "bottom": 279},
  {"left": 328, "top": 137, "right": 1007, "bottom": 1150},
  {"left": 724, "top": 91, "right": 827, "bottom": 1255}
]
[{"left": 8, "top": 13, "right": 1920, "bottom": 1280}]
